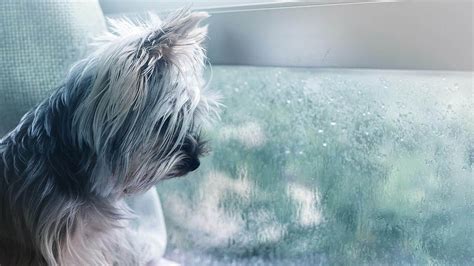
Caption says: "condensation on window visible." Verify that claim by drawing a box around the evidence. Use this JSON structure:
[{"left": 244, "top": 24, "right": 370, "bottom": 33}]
[{"left": 157, "top": 66, "right": 473, "bottom": 265}]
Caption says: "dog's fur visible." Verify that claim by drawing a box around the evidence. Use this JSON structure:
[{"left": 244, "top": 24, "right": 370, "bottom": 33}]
[{"left": 0, "top": 10, "right": 218, "bottom": 265}]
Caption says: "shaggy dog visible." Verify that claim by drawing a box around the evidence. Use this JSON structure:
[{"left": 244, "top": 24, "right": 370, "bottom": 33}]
[{"left": 0, "top": 10, "right": 218, "bottom": 265}]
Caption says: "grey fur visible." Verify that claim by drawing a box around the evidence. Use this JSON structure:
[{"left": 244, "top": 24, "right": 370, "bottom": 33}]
[{"left": 0, "top": 10, "right": 218, "bottom": 265}]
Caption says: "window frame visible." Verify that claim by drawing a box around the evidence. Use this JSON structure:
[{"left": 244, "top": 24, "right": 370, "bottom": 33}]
[{"left": 100, "top": 0, "right": 473, "bottom": 71}]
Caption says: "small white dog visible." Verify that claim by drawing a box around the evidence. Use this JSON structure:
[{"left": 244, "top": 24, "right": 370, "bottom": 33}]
[{"left": 0, "top": 10, "right": 218, "bottom": 265}]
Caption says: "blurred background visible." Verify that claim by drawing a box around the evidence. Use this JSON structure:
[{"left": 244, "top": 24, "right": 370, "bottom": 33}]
[{"left": 1, "top": 0, "right": 473, "bottom": 265}]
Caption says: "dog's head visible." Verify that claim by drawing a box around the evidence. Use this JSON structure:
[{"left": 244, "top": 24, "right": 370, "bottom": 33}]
[{"left": 62, "top": 10, "right": 219, "bottom": 197}]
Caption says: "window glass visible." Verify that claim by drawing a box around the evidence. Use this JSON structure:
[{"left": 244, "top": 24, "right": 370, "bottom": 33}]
[{"left": 157, "top": 66, "right": 473, "bottom": 265}]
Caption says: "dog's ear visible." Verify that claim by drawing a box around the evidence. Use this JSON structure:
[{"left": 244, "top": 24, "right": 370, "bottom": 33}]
[
  {"left": 140, "top": 11, "right": 209, "bottom": 68},
  {"left": 94, "top": 10, "right": 209, "bottom": 74}
]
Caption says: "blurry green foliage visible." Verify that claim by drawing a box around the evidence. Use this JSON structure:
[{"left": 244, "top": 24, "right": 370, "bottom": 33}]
[{"left": 157, "top": 66, "right": 473, "bottom": 265}]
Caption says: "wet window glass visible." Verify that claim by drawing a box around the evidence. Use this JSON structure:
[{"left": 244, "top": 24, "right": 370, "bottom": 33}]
[{"left": 157, "top": 66, "right": 473, "bottom": 265}]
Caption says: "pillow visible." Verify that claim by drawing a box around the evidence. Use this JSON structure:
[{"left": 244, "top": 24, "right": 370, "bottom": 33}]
[{"left": 0, "top": 0, "right": 106, "bottom": 135}]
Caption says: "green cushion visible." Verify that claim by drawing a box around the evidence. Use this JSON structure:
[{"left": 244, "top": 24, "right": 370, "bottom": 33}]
[{"left": 0, "top": 0, "right": 106, "bottom": 135}]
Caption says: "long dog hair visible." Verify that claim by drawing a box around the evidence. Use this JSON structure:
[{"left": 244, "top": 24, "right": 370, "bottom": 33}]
[{"left": 0, "top": 10, "right": 218, "bottom": 265}]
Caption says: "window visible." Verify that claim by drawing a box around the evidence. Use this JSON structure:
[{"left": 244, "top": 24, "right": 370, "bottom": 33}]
[
  {"left": 157, "top": 66, "right": 473, "bottom": 265},
  {"left": 105, "top": 0, "right": 473, "bottom": 264}
]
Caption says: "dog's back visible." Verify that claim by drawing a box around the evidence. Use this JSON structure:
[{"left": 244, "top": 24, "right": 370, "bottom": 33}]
[
  {"left": 0, "top": 127, "right": 47, "bottom": 265},
  {"left": 0, "top": 123, "right": 158, "bottom": 265}
]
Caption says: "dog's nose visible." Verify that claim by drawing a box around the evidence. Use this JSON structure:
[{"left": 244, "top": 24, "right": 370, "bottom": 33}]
[{"left": 188, "top": 158, "right": 200, "bottom": 172}]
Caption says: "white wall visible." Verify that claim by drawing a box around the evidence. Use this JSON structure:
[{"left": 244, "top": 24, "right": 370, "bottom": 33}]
[
  {"left": 205, "top": 1, "right": 473, "bottom": 70},
  {"left": 100, "top": 0, "right": 474, "bottom": 70}
]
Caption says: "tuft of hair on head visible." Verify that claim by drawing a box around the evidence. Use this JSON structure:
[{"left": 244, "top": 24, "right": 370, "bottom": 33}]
[{"left": 66, "top": 9, "right": 220, "bottom": 196}]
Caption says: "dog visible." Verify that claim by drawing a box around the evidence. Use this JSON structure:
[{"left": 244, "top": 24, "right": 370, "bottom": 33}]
[{"left": 0, "top": 10, "right": 218, "bottom": 265}]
